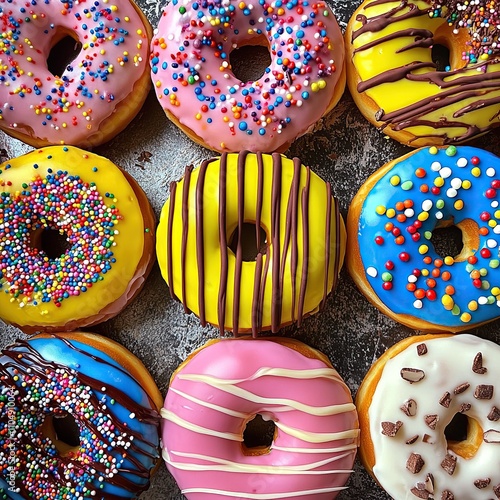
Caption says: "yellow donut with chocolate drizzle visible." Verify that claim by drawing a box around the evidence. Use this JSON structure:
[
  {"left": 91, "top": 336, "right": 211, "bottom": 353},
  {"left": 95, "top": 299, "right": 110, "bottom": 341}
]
[
  {"left": 156, "top": 152, "right": 346, "bottom": 335},
  {"left": 345, "top": 0, "right": 500, "bottom": 146}
]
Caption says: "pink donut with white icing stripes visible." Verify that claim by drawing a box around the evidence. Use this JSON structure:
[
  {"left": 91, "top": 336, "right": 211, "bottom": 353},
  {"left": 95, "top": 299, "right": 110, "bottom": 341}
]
[{"left": 161, "top": 338, "right": 359, "bottom": 499}]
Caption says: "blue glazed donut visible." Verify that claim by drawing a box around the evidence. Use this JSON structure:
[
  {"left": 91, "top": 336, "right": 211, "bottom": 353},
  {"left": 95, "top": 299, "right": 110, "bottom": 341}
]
[
  {"left": 347, "top": 145, "right": 500, "bottom": 332},
  {"left": 0, "top": 332, "right": 162, "bottom": 499}
]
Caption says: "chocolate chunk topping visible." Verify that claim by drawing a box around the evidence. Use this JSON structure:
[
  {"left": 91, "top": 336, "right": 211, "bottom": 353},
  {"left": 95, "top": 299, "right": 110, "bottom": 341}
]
[
  {"left": 488, "top": 406, "right": 500, "bottom": 421},
  {"left": 417, "top": 343, "right": 428, "bottom": 356},
  {"left": 460, "top": 403, "right": 471, "bottom": 413},
  {"left": 401, "top": 399, "right": 418, "bottom": 416},
  {"left": 406, "top": 434, "right": 419, "bottom": 444},
  {"left": 474, "top": 478, "right": 491, "bottom": 489},
  {"left": 454, "top": 382, "right": 470, "bottom": 395},
  {"left": 441, "top": 491, "right": 454, "bottom": 500},
  {"left": 381, "top": 420, "right": 403, "bottom": 437},
  {"left": 441, "top": 453, "right": 457, "bottom": 475},
  {"left": 474, "top": 384, "right": 494, "bottom": 400},
  {"left": 439, "top": 392, "right": 452, "bottom": 408},
  {"left": 410, "top": 487, "right": 430, "bottom": 499},
  {"left": 424, "top": 474, "right": 434, "bottom": 495},
  {"left": 406, "top": 452, "right": 425, "bottom": 474},
  {"left": 422, "top": 433, "right": 434, "bottom": 444},
  {"left": 425, "top": 414, "right": 439, "bottom": 430},
  {"left": 494, "top": 483, "right": 500, "bottom": 498},
  {"left": 401, "top": 367, "right": 425, "bottom": 383},
  {"left": 375, "top": 108, "right": 385, "bottom": 121},
  {"left": 484, "top": 429, "right": 500, "bottom": 443},
  {"left": 472, "top": 352, "right": 487, "bottom": 374}
]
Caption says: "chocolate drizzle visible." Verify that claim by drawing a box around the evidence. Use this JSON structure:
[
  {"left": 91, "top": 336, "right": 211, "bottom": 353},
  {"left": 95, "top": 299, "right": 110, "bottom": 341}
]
[
  {"left": 270, "top": 152, "right": 283, "bottom": 331},
  {"left": 165, "top": 152, "right": 340, "bottom": 335},
  {"left": 196, "top": 161, "right": 208, "bottom": 326},
  {"left": 167, "top": 181, "right": 177, "bottom": 301},
  {"left": 233, "top": 151, "right": 248, "bottom": 334},
  {"left": 181, "top": 165, "right": 193, "bottom": 314},
  {"left": 297, "top": 166, "right": 311, "bottom": 326},
  {"left": 252, "top": 153, "right": 266, "bottom": 336},
  {"left": 218, "top": 154, "right": 229, "bottom": 334},
  {"left": 350, "top": 0, "right": 500, "bottom": 143},
  {"left": 0, "top": 336, "right": 160, "bottom": 498}
]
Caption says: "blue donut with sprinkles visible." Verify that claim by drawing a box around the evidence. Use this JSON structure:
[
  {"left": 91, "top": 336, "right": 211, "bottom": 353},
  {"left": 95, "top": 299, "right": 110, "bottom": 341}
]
[
  {"left": 347, "top": 145, "right": 500, "bottom": 333},
  {"left": 0, "top": 332, "right": 162, "bottom": 499}
]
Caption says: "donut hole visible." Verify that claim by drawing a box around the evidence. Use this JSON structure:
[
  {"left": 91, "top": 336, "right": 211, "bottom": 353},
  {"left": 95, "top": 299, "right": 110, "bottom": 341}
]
[
  {"left": 433, "top": 22, "right": 470, "bottom": 71},
  {"left": 242, "top": 413, "right": 276, "bottom": 456},
  {"left": 47, "top": 33, "right": 82, "bottom": 77},
  {"left": 42, "top": 411, "right": 81, "bottom": 456},
  {"left": 444, "top": 412, "right": 468, "bottom": 442},
  {"left": 229, "top": 36, "right": 271, "bottom": 83},
  {"left": 431, "top": 43, "right": 451, "bottom": 72},
  {"left": 445, "top": 412, "right": 483, "bottom": 460},
  {"left": 30, "top": 227, "right": 71, "bottom": 260},
  {"left": 228, "top": 222, "right": 268, "bottom": 261},
  {"left": 430, "top": 218, "right": 479, "bottom": 263},
  {"left": 430, "top": 223, "right": 463, "bottom": 259}
]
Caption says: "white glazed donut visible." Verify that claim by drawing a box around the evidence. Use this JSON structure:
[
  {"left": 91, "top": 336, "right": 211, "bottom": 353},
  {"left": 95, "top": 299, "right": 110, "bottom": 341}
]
[{"left": 356, "top": 333, "right": 500, "bottom": 500}]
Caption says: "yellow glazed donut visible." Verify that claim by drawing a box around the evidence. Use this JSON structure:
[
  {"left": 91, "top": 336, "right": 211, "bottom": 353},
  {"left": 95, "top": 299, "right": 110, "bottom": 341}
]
[
  {"left": 156, "top": 151, "right": 346, "bottom": 335},
  {"left": 356, "top": 333, "right": 500, "bottom": 500},
  {"left": 0, "top": 146, "right": 155, "bottom": 334},
  {"left": 0, "top": 0, "right": 152, "bottom": 148},
  {"left": 345, "top": 0, "right": 500, "bottom": 147}
]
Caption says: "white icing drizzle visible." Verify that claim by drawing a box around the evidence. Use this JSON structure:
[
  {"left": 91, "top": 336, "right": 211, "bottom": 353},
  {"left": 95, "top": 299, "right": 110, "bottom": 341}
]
[
  {"left": 162, "top": 353, "right": 360, "bottom": 498},
  {"left": 177, "top": 371, "right": 355, "bottom": 416},
  {"left": 180, "top": 487, "right": 348, "bottom": 498},
  {"left": 164, "top": 449, "right": 354, "bottom": 473},
  {"left": 369, "top": 334, "right": 500, "bottom": 499}
]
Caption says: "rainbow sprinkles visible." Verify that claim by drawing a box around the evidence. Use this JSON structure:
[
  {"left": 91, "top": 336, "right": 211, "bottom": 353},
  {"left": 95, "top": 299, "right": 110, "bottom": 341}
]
[
  {"left": 150, "top": 0, "right": 345, "bottom": 152},
  {"left": 356, "top": 145, "right": 500, "bottom": 330}
]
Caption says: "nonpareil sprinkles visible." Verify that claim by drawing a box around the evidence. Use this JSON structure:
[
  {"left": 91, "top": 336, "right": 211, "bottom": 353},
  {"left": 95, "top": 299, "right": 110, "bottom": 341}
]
[{"left": 0, "top": 170, "right": 121, "bottom": 307}]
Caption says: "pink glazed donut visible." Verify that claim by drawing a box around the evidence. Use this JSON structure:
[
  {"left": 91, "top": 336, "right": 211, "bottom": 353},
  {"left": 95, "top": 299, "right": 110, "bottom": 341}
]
[
  {"left": 150, "top": 0, "right": 345, "bottom": 152},
  {"left": 0, "top": 0, "right": 152, "bottom": 148},
  {"left": 161, "top": 337, "right": 360, "bottom": 499}
]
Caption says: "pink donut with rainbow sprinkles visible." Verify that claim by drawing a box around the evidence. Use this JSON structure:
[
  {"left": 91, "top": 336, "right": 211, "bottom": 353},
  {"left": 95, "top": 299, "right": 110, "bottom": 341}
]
[
  {"left": 150, "top": 0, "right": 345, "bottom": 152},
  {"left": 0, "top": 0, "right": 152, "bottom": 148}
]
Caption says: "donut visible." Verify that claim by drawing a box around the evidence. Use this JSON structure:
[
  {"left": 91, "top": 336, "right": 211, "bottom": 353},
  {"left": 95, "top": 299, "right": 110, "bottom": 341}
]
[
  {"left": 356, "top": 333, "right": 500, "bottom": 500},
  {"left": 0, "top": 0, "right": 152, "bottom": 149},
  {"left": 162, "top": 337, "right": 360, "bottom": 499},
  {"left": 150, "top": 0, "right": 346, "bottom": 153},
  {"left": 347, "top": 145, "right": 500, "bottom": 333},
  {"left": 156, "top": 151, "right": 346, "bottom": 335},
  {"left": 344, "top": 0, "right": 500, "bottom": 147},
  {"left": 0, "top": 331, "right": 162, "bottom": 498},
  {"left": 0, "top": 145, "right": 155, "bottom": 334}
]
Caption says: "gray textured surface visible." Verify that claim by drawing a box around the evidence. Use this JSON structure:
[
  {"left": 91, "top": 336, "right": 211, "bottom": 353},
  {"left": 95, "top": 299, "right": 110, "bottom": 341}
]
[{"left": 2, "top": 0, "right": 500, "bottom": 498}]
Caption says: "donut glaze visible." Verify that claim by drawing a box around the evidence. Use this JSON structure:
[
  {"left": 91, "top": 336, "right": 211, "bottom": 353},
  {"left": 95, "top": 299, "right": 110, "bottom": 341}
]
[
  {"left": 0, "top": 0, "right": 151, "bottom": 148},
  {"left": 162, "top": 338, "right": 360, "bottom": 499},
  {"left": 156, "top": 151, "right": 346, "bottom": 335},
  {"left": 0, "top": 146, "right": 155, "bottom": 333},
  {"left": 358, "top": 334, "right": 500, "bottom": 500},
  {"left": 345, "top": 0, "right": 500, "bottom": 147},
  {"left": 0, "top": 333, "right": 161, "bottom": 499},
  {"left": 150, "top": 0, "right": 345, "bottom": 152},
  {"left": 347, "top": 145, "right": 500, "bottom": 332}
]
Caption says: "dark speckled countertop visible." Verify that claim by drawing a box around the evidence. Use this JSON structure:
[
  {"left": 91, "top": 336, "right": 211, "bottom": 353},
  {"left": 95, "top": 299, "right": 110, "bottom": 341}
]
[{"left": 2, "top": 0, "right": 500, "bottom": 498}]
